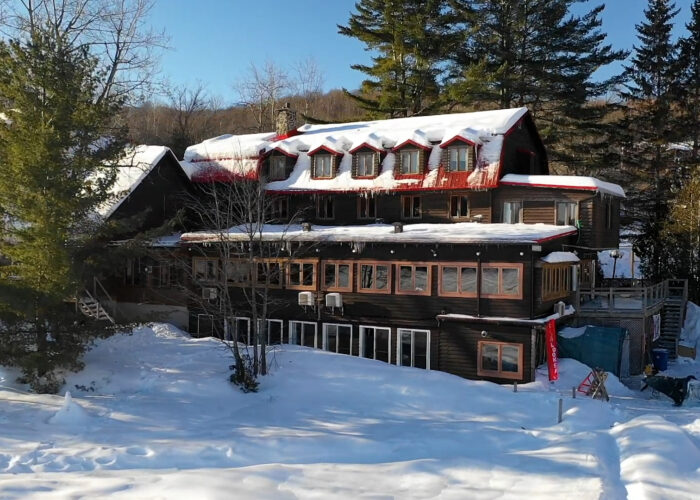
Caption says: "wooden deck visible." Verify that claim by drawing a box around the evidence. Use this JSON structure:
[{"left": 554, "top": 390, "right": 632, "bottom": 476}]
[{"left": 576, "top": 280, "right": 687, "bottom": 318}]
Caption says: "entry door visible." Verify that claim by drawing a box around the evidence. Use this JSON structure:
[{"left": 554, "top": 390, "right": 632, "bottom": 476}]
[
  {"left": 397, "top": 329, "right": 430, "bottom": 369},
  {"left": 359, "top": 326, "right": 391, "bottom": 363}
]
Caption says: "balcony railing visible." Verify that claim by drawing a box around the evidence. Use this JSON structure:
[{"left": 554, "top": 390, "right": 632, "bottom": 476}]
[{"left": 576, "top": 279, "right": 685, "bottom": 315}]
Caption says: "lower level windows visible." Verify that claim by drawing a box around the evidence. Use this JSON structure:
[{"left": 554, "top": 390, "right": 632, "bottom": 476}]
[
  {"left": 323, "top": 323, "right": 357, "bottom": 355},
  {"left": 358, "top": 197, "right": 376, "bottom": 219},
  {"left": 359, "top": 326, "right": 391, "bottom": 363},
  {"left": 397, "top": 328, "right": 430, "bottom": 370},
  {"left": 477, "top": 341, "right": 523, "bottom": 379},
  {"left": 289, "top": 320, "right": 317, "bottom": 348},
  {"left": 401, "top": 195, "right": 421, "bottom": 219},
  {"left": 317, "top": 195, "right": 334, "bottom": 220}
]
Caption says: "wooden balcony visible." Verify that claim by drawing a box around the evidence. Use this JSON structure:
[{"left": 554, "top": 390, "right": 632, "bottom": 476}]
[{"left": 576, "top": 279, "right": 687, "bottom": 317}]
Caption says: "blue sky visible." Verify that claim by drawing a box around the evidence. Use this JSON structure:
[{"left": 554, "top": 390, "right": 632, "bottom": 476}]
[{"left": 149, "top": 0, "right": 694, "bottom": 105}]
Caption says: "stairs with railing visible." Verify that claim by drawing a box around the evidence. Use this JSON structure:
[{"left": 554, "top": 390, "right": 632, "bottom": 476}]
[
  {"left": 76, "top": 277, "right": 116, "bottom": 325},
  {"left": 658, "top": 280, "right": 688, "bottom": 359}
]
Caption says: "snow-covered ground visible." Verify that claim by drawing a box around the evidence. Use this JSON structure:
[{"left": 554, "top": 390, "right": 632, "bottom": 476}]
[{"left": 1, "top": 323, "right": 698, "bottom": 499}]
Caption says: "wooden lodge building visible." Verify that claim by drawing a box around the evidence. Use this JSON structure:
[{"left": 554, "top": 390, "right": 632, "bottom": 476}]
[{"left": 98, "top": 106, "right": 670, "bottom": 384}]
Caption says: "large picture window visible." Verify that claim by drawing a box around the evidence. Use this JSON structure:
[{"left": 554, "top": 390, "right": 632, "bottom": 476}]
[
  {"left": 477, "top": 341, "right": 523, "bottom": 379},
  {"left": 399, "top": 149, "right": 420, "bottom": 174},
  {"left": 289, "top": 320, "right": 317, "bottom": 348},
  {"left": 323, "top": 323, "right": 357, "bottom": 356},
  {"left": 359, "top": 326, "right": 391, "bottom": 363},
  {"left": 287, "top": 261, "right": 316, "bottom": 290},
  {"left": 397, "top": 329, "right": 430, "bottom": 369},
  {"left": 323, "top": 261, "right": 353, "bottom": 292},
  {"left": 358, "top": 262, "right": 391, "bottom": 293},
  {"left": 438, "top": 264, "right": 477, "bottom": 297},
  {"left": 396, "top": 263, "right": 431, "bottom": 295}
]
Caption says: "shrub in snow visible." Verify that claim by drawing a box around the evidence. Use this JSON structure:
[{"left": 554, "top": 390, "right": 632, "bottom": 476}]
[{"left": 230, "top": 353, "right": 259, "bottom": 393}]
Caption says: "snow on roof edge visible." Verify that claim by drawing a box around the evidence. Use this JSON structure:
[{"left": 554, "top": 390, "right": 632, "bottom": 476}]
[{"left": 500, "top": 174, "right": 625, "bottom": 198}]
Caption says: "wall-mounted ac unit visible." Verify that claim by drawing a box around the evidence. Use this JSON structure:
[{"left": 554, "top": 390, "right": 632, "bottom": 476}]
[
  {"left": 202, "top": 287, "right": 217, "bottom": 300},
  {"left": 298, "top": 291, "right": 315, "bottom": 306},
  {"left": 325, "top": 293, "right": 343, "bottom": 308}
]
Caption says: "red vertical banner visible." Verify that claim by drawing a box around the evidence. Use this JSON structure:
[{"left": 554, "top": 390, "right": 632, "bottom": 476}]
[{"left": 546, "top": 319, "right": 559, "bottom": 381}]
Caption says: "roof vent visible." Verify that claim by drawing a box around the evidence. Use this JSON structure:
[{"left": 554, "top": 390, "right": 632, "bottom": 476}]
[
  {"left": 302, "top": 222, "right": 312, "bottom": 232},
  {"left": 393, "top": 222, "right": 403, "bottom": 233}
]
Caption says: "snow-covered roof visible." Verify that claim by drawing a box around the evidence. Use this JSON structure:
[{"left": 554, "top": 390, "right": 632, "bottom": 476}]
[
  {"left": 180, "top": 132, "right": 276, "bottom": 180},
  {"left": 100, "top": 145, "right": 174, "bottom": 218},
  {"left": 500, "top": 174, "right": 625, "bottom": 198},
  {"left": 541, "top": 251, "right": 580, "bottom": 264},
  {"left": 184, "top": 108, "right": 530, "bottom": 191},
  {"left": 438, "top": 305, "right": 576, "bottom": 325},
  {"left": 181, "top": 222, "right": 577, "bottom": 245}
]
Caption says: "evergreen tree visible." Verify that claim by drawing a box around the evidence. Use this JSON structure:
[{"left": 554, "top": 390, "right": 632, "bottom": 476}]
[
  {"left": 447, "top": 0, "right": 626, "bottom": 175},
  {"left": 677, "top": 0, "right": 700, "bottom": 163},
  {"left": 620, "top": 0, "right": 680, "bottom": 282},
  {"left": 339, "top": 0, "right": 456, "bottom": 117},
  {"left": 0, "top": 33, "right": 126, "bottom": 392}
]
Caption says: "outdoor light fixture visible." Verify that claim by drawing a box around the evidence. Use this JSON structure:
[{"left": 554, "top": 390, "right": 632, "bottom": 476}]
[{"left": 610, "top": 249, "right": 622, "bottom": 279}]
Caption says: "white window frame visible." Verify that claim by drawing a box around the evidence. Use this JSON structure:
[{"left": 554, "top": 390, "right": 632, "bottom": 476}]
[
  {"left": 396, "top": 328, "right": 431, "bottom": 370},
  {"left": 197, "top": 313, "right": 214, "bottom": 337},
  {"left": 322, "top": 323, "right": 355, "bottom": 355},
  {"left": 289, "top": 320, "right": 317, "bottom": 347},
  {"left": 233, "top": 316, "right": 251, "bottom": 345},
  {"left": 359, "top": 325, "right": 392, "bottom": 363},
  {"left": 265, "top": 318, "right": 284, "bottom": 345}
]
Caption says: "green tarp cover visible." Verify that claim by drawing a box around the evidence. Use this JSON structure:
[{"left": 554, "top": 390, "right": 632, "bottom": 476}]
[{"left": 558, "top": 326, "right": 628, "bottom": 376}]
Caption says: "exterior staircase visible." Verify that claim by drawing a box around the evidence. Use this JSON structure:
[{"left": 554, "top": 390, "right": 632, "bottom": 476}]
[
  {"left": 658, "top": 280, "right": 688, "bottom": 359},
  {"left": 76, "top": 278, "right": 116, "bottom": 325}
]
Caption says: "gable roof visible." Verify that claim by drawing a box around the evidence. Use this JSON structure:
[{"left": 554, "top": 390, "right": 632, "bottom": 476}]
[
  {"left": 101, "top": 145, "right": 179, "bottom": 219},
  {"left": 182, "top": 108, "right": 532, "bottom": 192}
]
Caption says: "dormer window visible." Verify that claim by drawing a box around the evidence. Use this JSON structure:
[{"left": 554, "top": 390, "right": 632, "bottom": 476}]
[
  {"left": 448, "top": 145, "right": 472, "bottom": 171},
  {"left": 356, "top": 152, "right": 376, "bottom": 177},
  {"left": 399, "top": 149, "right": 420, "bottom": 174},
  {"left": 314, "top": 154, "right": 333, "bottom": 178},
  {"left": 269, "top": 155, "right": 287, "bottom": 180}
]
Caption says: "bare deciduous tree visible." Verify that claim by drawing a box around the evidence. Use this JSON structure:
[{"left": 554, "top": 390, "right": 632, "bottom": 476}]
[
  {"left": 0, "top": 0, "right": 168, "bottom": 103},
  {"left": 291, "top": 56, "right": 325, "bottom": 117},
  {"left": 234, "top": 60, "right": 289, "bottom": 132}
]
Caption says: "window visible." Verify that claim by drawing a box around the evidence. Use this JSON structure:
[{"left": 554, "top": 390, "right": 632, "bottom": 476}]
[
  {"left": 314, "top": 154, "right": 333, "bottom": 178},
  {"left": 289, "top": 320, "right": 317, "bottom": 348},
  {"left": 438, "top": 264, "right": 477, "bottom": 296},
  {"left": 477, "top": 341, "right": 523, "bottom": 379},
  {"left": 287, "top": 261, "right": 316, "bottom": 290},
  {"left": 323, "top": 261, "right": 353, "bottom": 292},
  {"left": 269, "top": 155, "right": 287, "bottom": 180},
  {"left": 481, "top": 264, "right": 522, "bottom": 299},
  {"left": 269, "top": 197, "right": 288, "bottom": 220},
  {"left": 359, "top": 326, "right": 391, "bottom": 363},
  {"left": 358, "top": 262, "right": 391, "bottom": 293},
  {"left": 556, "top": 202, "right": 577, "bottom": 226},
  {"left": 450, "top": 195, "right": 469, "bottom": 219},
  {"left": 317, "top": 195, "right": 334, "bottom": 220},
  {"left": 402, "top": 195, "right": 421, "bottom": 219},
  {"left": 356, "top": 152, "right": 376, "bottom": 177},
  {"left": 255, "top": 261, "right": 282, "bottom": 287},
  {"left": 154, "top": 261, "right": 182, "bottom": 288},
  {"left": 542, "top": 264, "right": 572, "bottom": 301},
  {"left": 399, "top": 149, "right": 420, "bottom": 174},
  {"left": 396, "top": 263, "right": 431, "bottom": 295},
  {"left": 503, "top": 201, "right": 523, "bottom": 223},
  {"left": 197, "top": 314, "right": 214, "bottom": 337},
  {"left": 226, "top": 260, "right": 251, "bottom": 285},
  {"left": 232, "top": 317, "right": 251, "bottom": 344},
  {"left": 448, "top": 145, "right": 471, "bottom": 171},
  {"left": 397, "top": 329, "right": 430, "bottom": 369},
  {"left": 193, "top": 258, "right": 218, "bottom": 282},
  {"left": 323, "top": 323, "right": 357, "bottom": 355},
  {"left": 358, "top": 197, "right": 376, "bottom": 219}
]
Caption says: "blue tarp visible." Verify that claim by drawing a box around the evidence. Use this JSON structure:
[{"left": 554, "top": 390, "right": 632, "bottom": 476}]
[{"left": 558, "top": 326, "right": 630, "bottom": 377}]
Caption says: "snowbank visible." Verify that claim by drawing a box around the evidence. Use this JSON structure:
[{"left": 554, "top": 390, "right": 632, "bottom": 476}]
[{"left": 681, "top": 301, "right": 700, "bottom": 350}]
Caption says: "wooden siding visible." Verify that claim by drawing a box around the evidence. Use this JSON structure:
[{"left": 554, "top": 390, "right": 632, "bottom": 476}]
[
  {"left": 438, "top": 322, "right": 537, "bottom": 383},
  {"left": 500, "top": 118, "right": 548, "bottom": 176}
]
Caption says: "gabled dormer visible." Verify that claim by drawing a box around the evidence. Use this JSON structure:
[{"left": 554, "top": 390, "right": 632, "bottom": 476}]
[
  {"left": 262, "top": 147, "right": 297, "bottom": 181},
  {"left": 349, "top": 143, "right": 383, "bottom": 178},
  {"left": 392, "top": 139, "right": 431, "bottom": 177},
  {"left": 439, "top": 135, "right": 478, "bottom": 173},
  {"left": 308, "top": 145, "right": 343, "bottom": 179}
]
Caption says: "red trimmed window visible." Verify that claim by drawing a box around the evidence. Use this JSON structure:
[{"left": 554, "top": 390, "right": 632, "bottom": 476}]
[
  {"left": 287, "top": 261, "right": 316, "bottom": 290},
  {"left": 438, "top": 264, "right": 477, "bottom": 297},
  {"left": 396, "top": 263, "right": 431, "bottom": 295},
  {"left": 358, "top": 262, "right": 391, "bottom": 293},
  {"left": 356, "top": 152, "right": 376, "bottom": 177},
  {"left": 399, "top": 149, "right": 420, "bottom": 174},
  {"left": 323, "top": 261, "right": 353, "bottom": 292}
]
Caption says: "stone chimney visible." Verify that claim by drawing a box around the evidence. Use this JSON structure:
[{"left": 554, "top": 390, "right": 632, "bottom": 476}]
[{"left": 276, "top": 102, "right": 297, "bottom": 136}]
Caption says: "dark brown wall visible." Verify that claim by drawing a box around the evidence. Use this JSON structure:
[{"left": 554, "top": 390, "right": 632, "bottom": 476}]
[{"left": 500, "top": 118, "right": 548, "bottom": 176}]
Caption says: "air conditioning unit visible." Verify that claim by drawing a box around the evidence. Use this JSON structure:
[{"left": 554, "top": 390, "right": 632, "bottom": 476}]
[
  {"left": 298, "top": 291, "right": 315, "bottom": 306},
  {"left": 325, "top": 293, "right": 343, "bottom": 308},
  {"left": 202, "top": 287, "right": 218, "bottom": 300},
  {"left": 554, "top": 301, "right": 566, "bottom": 317}
]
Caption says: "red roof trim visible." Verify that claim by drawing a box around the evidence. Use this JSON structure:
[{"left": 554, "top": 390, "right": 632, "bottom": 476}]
[
  {"left": 500, "top": 181, "right": 598, "bottom": 192},
  {"left": 439, "top": 136, "right": 478, "bottom": 149},
  {"left": 307, "top": 145, "right": 344, "bottom": 157},
  {"left": 274, "top": 128, "right": 302, "bottom": 141},
  {"left": 535, "top": 229, "right": 578, "bottom": 243},
  {"left": 391, "top": 139, "right": 432, "bottom": 152},
  {"left": 189, "top": 155, "right": 258, "bottom": 163},
  {"left": 349, "top": 142, "right": 384, "bottom": 154},
  {"left": 262, "top": 146, "right": 298, "bottom": 159}
]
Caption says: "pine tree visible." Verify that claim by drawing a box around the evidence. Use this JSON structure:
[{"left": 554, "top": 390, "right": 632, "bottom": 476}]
[
  {"left": 620, "top": 0, "right": 680, "bottom": 282},
  {"left": 447, "top": 0, "right": 626, "bottom": 175},
  {"left": 0, "top": 33, "right": 127, "bottom": 392},
  {"left": 338, "top": 0, "right": 456, "bottom": 118},
  {"left": 677, "top": 0, "right": 700, "bottom": 163}
]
